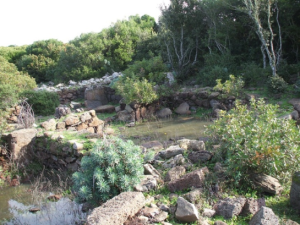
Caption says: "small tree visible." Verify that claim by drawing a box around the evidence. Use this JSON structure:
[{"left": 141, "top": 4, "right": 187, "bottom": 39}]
[{"left": 17, "top": 100, "right": 35, "bottom": 128}]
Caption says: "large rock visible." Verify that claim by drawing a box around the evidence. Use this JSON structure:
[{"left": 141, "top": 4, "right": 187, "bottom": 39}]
[
  {"left": 88, "top": 117, "right": 104, "bottom": 127},
  {"left": 6, "top": 128, "right": 37, "bottom": 164},
  {"left": 241, "top": 198, "right": 266, "bottom": 216},
  {"left": 183, "top": 188, "right": 203, "bottom": 204},
  {"left": 162, "top": 154, "right": 187, "bottom": 169},
  {"left": 86, "top": 192, "right": 145, "bottom": 225},
  {"left": 134, "top": 175, "right": 157, "bottom": 192},
  {"left": 214, "top": 197, "right": 246, "bottom": 219},
  {"left": 117, "top": 110, "right": 133, "bottom": 122},
  {"left": 85, "top": 86, "right": 108, "bottom": 110},
  {"left": 175, "top": 197, "right": 199, "bottom": 222},
  {"left": 250, "top": 173, "right": 283, "bottom": 195},
  {"left": 249, "top": 206, "right": 279, "bottom": 225},
  {"left": 159, "top": 145, "right": 185, "bottom": 159},
  {"left": 156, "top": 108, "right": 172, "bottom": 118},
  {"left": 94, "top": 105, "right": 116, "bottom": 113},
  {"left": 168, "top": 167, "right": 209, "bottom": 192},
  {"left": 80, "top": 112, "right": 92, "bottom": 122},
  {"left": 64, "top": 114, "right": 80, "bottom": 126},
  {"left": 144, "top": 164, "right": 161, "bottom": 179},
  {"left": 41, "top": 118, "right": 56, "bottom": 131},
  {"left": 175, "top": 102, "right": 190, "bottom": 115},
  {"left": 290, "top": 171, "right": 300, "bottom": 211},
  {"left": 164, "top": 166, "right": 186, "bottom": 182},
  {"left": 178, "top": 139, "right": 205, "bottom": 151},
  {"left": 188, "top": 151, "right": 213, "bottom": 164}
]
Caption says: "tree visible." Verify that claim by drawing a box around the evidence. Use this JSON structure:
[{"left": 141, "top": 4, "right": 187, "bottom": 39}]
[{"left": 239, "top": 0, "right": 282, "bottom": 76}]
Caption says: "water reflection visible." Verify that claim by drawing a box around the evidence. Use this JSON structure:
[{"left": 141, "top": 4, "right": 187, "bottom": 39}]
[{"left": 4, "top": 197, "right": 86, "bottom": 225}]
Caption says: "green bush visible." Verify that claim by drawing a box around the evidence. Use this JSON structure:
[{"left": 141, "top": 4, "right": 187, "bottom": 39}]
[
  {"left": 207, "top": 99, "right": 300, "bottom": 187},
  {"left": 123, "top": 56, "right": 167, "bottom": 83},
  {"left": 72, "top": 137, "right": 143, "bottom": 203},
  {"left": 20, "top": 90, "right": 60, "bottom": 116},
  {"left": 267, "top": 75, "right": 288, "bottom": 93},
  {"left": 113, "top": 76, "right": 158, "bottom": 104},
  {"left": 239, "top": 62, "right": 269, "bottom": 87},
  {"left": 213, "top": 75, "right": 244, "bottom": 98}
]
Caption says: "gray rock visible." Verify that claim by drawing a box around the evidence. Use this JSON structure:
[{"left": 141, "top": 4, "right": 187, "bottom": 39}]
[
  {"left": 241, "top": 198, "right": 266, "bottom": 216},
  {"left": 188, "top": 151, "right": 213, "bottom": 164},
  {"left": 117, "top": 110, "right": 133, "bottom": 122},
  {"left": 134, "top": 175, "right": 157, "bottom": 192},
  {"left": 214, "top": 197, "right": 246, "bottom": 219},
  {"left": 154, "top": 211, "right": 168, "bottom": 222},
  {"left": 164, "top": 166, "right": 186, "bottom": 182},
  {"left": 64, "top": 114, "right": 80, "bottom": 126},
  {"left": 249, "top": 206, "right": 279, "bottom": 225},
  {"left": 141, "top": 141, "right": 164, "bottom": 151},
  {"left": 94, "top": 105, "right": 115, "bottom": 113},
  {"left": 202, "top": 208, "right": 216, "bottom": 218},
  {"left": 175, "top": 102, "right": 190, "bottom": 115},
  {"left": 80, "top": 112, "right": 92, "bottom": 122},
  {"left": 291, "top": 110, "right": 299, "bottom": 120},
  {"left": 183, "top": 188, "right": 203, "bottom": 204},
  {"left": 55, "top": 106, "right": 71, "bottom": 118},
  {"left": 250, "top": 173, "right": 283, "bottom": 195},
  {"left": 214, "top": 221, "right": 227, "bottom": 225},
  {"left": 175, "top": 197, "right": 199, "bottom": 222},
  {"left": 144, "top": 164, "right": 161, "bottom": 179},
  {"left": 159, "top": 145, "right": 185, "bottom": 159},
  {"left": 162, "top": 154, "right": 186, "bottom": 169},
  {"left": 156, "top": 108, "right": 172, "bottom": 118}
]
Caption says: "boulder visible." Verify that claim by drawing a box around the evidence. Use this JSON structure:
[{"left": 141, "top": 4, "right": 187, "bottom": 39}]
[
  {"left": 86, "top": 192, "right": 145, "bottom": 225},
  {"left": 164, "top": 166, "right": 186, "bottom": 182},
  {"left": 154, "top": 211, "right": 168, "bottom": 222},
  {"left": 134, "top": 175, "right": 157, "bottom": 192},
  {"left": 94, "top": 105, "right": 116, "bottom": 113},
  {"left": 159, "top": 145, "right": 185, "bottom": 159},
  {"left": 80, "top": 112, "right": 92, "bottom": 122},
  {"left": 175, "top": 197, "right": 199, "bottom": 223},
  {"left": 56, "top": 121, "right": 66, "bottom": 130},
  {"left": 183, "top": 188, "right": 203, "bottom": 204},
  {"left": 214, "top": 221, "right": 227, "bottom": 225},
  {"left": 162, "top": 154, "right": 187, "bottom": 169},
  {"left": 168, "top": 167, "right": 209, "bottom": 192},
  {"left": 249, "top": 206, "right": 279, "bottom": 225},
  {"left": 175, "top": 102, "right": 190, "bottom": 115},
  {"left": 85, "top": 86, "right": 108, "bottom": 110},
  {"left": 188, "top": 151, "right": 213, "bottom": 164},
  {"left": 241, "top": 198, "right": 266, "bottom": 216},
  {"left": 178, "top": 139, "right": 205, "bottom": 151},
  {"left": 291, "top": 110, "right": 299, "bottom": 120},
  {"left": 41, "top": 119, "right": 56, "bottom": 131},
  {"left": 250, "top": 173, "right": 283, "bottom": 195},
  {"left": 290, "top": 171, "right": 300, "bottom": 211},
  {"left": 65, "top": 115, "right": 80, "bottom": 126},
  {"left": 88, "top": 117, "right": 104, "bottom": 127},
  {"left": 156, "top": 108, "right": 172, "bottom": 118},
  {"left": 144, "top": 164, "right": 161, "bottom": 179},
  {"left": 6, "top": 128, "right": 37, "bottom": 164},
  {"left": 202, "top": 208, "right": 216, "bottom": 218},
  {"left": 214, "top": 197, "right": 246, "bottom": 219}
]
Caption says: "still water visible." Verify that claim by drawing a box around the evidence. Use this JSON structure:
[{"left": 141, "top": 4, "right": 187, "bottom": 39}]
[
  {"left": 120, "top": 116, "right": 211, "bottom": 144},
  {"left": 0, "top": 185, "right": 86, "bottom": 225}
]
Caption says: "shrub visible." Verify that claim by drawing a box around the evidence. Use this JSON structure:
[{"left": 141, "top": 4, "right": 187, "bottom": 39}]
[
  {"left": 239, "top": 62, "right": 269, "bottom": 87},
  {"left": 213, "top": 75, "right": 244, "bottom": 98},
  {"left": 123, "top": 56, "right": 167, "bottom": 83},
  {"left": 113, "top": 76, "right": 158, "bottom": 104},
  {"left": 207, "top": 99, "right": 300, "bottom": 187},
  {"left": 267, "top": 75, "right": 288, "bottom": 93},
  {"left": 20, "top": 90, "right": 60, "bottom": 116},
  {"left": 72, "top": 137, "right": 143, "bottom": 203}
]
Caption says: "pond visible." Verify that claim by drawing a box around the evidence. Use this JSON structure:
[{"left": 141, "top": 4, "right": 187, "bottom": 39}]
[
  {"left": 119, "top": 116, "right": 211, "bottom": 144},
  {"left": 0, "top": 185, "right": 86, "bottom": 225}
]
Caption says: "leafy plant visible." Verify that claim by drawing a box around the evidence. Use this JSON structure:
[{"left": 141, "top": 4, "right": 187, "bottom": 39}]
[
  {"left": 113, "top": 76, "right": 158, "bottom": 104},
  {"left": 72, "top": 137, "right": 143, "bottom": 203},
  {"left": 267, "top": 75, "right": 288, "bottom": 93},
  {"left": 207, "top": 99, "right": 300, "bottom": 187},
  {"left": 20, "top": 90, "right": 60, "bottom": 116},
  {"left": 213, "top": 74, "right": 245, "bottom": 98}
]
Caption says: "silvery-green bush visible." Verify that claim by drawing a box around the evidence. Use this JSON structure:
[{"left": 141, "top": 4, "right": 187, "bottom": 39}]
[{"left": 72, "top": 137, "right": 143, "bottom": 203}]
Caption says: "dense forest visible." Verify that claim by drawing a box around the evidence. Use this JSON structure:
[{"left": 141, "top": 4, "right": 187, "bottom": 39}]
[{"left": 1, "top": 0, "right": 300, "bottom": 87}]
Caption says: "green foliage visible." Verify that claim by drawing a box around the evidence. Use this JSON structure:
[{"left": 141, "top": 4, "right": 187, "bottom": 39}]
[
  {"left": 207, "top": 99, "right": 300, "bottom": 187},
  {"left": 72, "top": 137, "right": 143, "bottom": 203},
  {"left": 20, "top": 90, "right": 60, "bottom": 116},
  {"left": 0, "top": 56, "right": 36, "bottom": 135},
  {"left": 267, "top": 75, "right": 288, "bottom": 93},
  {"left": 0, "top": 45, "right": 27, "bottom": 63},
  {"left": 123, "top": 55, "right": 167, "bottom": 83},
  {"left": 213, "top": 75, "right": 244, "bottom": 98},
  {"left": 113, "top": 76, "right": 158, "bottom": 104},
  {"left": 239, "top": 62, "right": 270, "bottom": 87}
]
